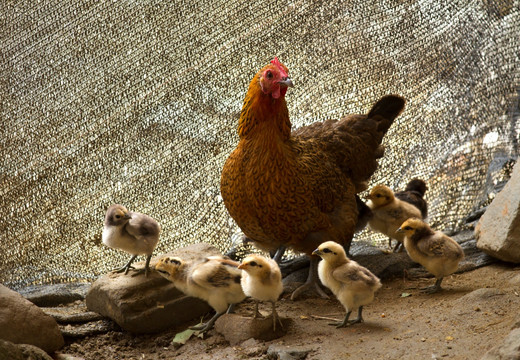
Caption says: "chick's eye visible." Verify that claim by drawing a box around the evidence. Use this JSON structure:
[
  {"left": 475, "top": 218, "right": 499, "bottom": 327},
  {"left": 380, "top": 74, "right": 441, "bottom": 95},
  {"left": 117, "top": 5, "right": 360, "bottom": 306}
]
[
  {"left": 404, "top": 226, "right": 412, "bottom": 230},
  {"left": 266, "top": 70, "right": 273, "bottom": 79},
  {"left": 249, "top": 261, "right": 257, "bottom": 267},
  {"left": 322, "top": 248, "right": 331, "bottom": 253},
  {"left": 115, "top": 215, "right": 121, "bottom": 219}
]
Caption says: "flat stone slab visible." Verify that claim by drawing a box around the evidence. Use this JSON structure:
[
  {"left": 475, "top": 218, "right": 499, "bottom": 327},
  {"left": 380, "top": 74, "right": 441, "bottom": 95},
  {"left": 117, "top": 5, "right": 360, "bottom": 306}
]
[
  {"left": 42, "top": 302, "right": 104, "bottom": 323},
  {"left": 86, "top": 243, "right": 220, "bottom": 334},
  {"left": 215, "top": 313, "right": 292, "bottom": 345},
  {"left": 60, "top": 319, "right": 117, "bottom": 338},
  {"left": 19, "top": 283, "right": 90, "bottom": 307}
]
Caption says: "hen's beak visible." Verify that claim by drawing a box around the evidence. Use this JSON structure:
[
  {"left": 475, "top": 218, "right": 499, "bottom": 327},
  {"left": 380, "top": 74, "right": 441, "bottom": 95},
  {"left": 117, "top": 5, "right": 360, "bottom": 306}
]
[{"left": 278, "top": 77, "right": 294, "bottom": 88}]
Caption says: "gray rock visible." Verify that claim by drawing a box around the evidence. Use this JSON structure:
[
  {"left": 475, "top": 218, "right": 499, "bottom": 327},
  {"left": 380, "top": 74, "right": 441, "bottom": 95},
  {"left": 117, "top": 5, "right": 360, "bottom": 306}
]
[
  {"left": 481, "top": 327, "right": 520, "bottom": 360},
  {"left": 18, "top": 283, "right": 90, "bottom": 307},
  {"left": 0, "top": 284, "right": 64, "bottom": 353},
  {"left": 86, "top": 243, "right": 220, "bottom": 333},
  {"left": 214, "top": 313, "right": 292, "bottom": 345},
  {"left": 267, "top": 344, "right": 312, "bottom": 360},
  {"left": 476, "top": 160, "right": 520, "bottom": 263}
]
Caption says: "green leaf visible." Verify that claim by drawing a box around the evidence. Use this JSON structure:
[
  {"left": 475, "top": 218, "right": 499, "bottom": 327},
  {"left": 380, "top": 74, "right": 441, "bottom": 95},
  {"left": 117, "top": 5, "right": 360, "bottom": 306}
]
[
  {"left": 172, "top": 329, "right": 197, "bottom": 346},
  {"left": 401, "top": 292, "right": 412, "bottom": 297}
]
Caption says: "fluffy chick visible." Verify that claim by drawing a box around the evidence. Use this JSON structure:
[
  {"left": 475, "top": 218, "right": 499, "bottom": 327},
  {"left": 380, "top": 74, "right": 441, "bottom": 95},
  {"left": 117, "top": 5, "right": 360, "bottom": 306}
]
[
  {"left": 155, "top": 255, "right": 245, "bottom": 332},
  {"left": 394, "top": 178, "right": 428, "bottom": 219},
  {"left": 238, "top": 254, "right": 284, "bottom": 331},
  {"left": 313, "top": 241, "right": 381, "bottom": 328},
  {"left": 397, "top": 218, "right": 464, "bottom": 293},
  {"left": 102, "top": 204, "right": 161, "bottom": 276},
  {"left": 367, "top": 184, "right": 422, "bottom": 252}
]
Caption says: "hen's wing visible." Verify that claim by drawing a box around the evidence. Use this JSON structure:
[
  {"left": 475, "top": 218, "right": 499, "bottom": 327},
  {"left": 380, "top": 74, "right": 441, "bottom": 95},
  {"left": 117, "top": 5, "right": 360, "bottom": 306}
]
[{"left": 293, "top": 95, "right": 405, "bottom": 192}]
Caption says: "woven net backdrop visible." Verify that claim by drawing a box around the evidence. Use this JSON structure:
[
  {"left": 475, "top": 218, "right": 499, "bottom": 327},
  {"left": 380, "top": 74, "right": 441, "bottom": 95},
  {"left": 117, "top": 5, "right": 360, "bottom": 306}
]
[{"left": 1, "top": 0, "right": 519, "bottom": 289}]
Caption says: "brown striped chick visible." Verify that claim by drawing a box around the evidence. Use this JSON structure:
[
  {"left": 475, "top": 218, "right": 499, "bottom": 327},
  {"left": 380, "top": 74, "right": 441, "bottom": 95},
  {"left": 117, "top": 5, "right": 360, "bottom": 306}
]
[
  {"left": 155, "top": 255, "right": 246, "bottom": 332},
  {"left": 367, "top": 184, "right": 422, "bottom": 252},
  {"left": 397, "top": 218, "right": 464, "bottom": 293},
  {"left": 102, "top": 204, "right": 161, "bottom": 276},
  {"left": 238, "top": 254, "right": 284, "bottom": 331},
  {"left": 312, "top": 241, "right": 382, "bottom": 328}
]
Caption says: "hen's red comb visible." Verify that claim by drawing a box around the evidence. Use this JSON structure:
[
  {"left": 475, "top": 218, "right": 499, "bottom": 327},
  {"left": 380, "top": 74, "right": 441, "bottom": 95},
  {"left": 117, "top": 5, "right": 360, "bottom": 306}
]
[
  {"left": 270, "top": 57, "right": 288, "bottom": 77},
  {"left": 271, "top": 57, "right": 282, "bottom": 67}
]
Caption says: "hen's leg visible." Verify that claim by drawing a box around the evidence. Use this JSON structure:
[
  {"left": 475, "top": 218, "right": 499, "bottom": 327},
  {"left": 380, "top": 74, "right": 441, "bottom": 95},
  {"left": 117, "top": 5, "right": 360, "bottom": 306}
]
[
  {"left": 290, "top": 256, "right": 328, "bottom": 300},
  {"left": 271, "top": 245, "right": 286, "bottom": 264}
]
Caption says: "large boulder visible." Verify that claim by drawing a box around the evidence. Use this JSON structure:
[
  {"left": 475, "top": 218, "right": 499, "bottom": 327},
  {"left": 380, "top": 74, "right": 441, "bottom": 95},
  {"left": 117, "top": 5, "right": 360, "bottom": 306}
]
[
  {"left": 86, "top": 243, "right": 220, "bottom": 333},
  {"left": 481, "top": 327, "right": 520, "bottom": 360},
  {"left": 0, "top": 285, "right": 64, "bottom": 353},
  {"left": 476, "top": 159, "right": 520, "bottom": 263}
]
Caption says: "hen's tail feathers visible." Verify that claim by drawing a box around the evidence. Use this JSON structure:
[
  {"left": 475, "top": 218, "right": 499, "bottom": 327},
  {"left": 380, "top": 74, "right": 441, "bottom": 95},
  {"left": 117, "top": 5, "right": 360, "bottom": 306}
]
[
  {"left": 404, "top": 178, "right": 428, "bottom": 197},
  {"left": 367, "top": 94, "right": 406, "bottom": 138}
]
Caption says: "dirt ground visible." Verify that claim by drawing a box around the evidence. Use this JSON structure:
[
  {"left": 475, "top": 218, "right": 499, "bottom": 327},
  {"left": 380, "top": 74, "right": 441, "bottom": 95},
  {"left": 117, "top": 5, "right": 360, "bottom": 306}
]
[{"left": 61, "top": 263, "right": 520, "bottom": 360}]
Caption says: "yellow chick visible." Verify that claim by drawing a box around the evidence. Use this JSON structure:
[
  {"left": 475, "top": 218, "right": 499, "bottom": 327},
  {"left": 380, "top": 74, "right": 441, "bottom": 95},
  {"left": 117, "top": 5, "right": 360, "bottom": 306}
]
[
  {"left": 102, "top": 204, "right": 161, "bottom": 276},
  {"left": 238, "top": 254, "right": 284, "bottom": 331},
  {"left": 312, "top": 241, "right": 382, "bottom": 328},
  {"left": 367, "top": 184, "right": 422, "bottom": 252},
  {"left": 397, "top": 218, "right": 465, "bottom": 293},
  {"left": 155, "top": 255, "right": 246, "bottom": 332}
]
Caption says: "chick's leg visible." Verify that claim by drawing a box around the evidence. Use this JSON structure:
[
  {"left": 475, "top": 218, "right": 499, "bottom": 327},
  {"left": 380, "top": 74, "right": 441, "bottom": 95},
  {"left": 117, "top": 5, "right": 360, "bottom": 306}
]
[
  {"left": 330, "top": 307, "right": 364, "bottom": 328},
  {"left": 252, "top": 300, "right": 263, "bottom": 318},
  {"left": 270, "top": 301, "right": 283, "bottom": 331},
  {"left": 190, "top": 311, "right": 223, "bottom": 333},
  {"left": 113, "top": 255, "right": 138, "bottom": 275},
  {"left": 290, "top": 256, "right": 329, "bottom": 300},
  {"left": 421, "top": 277, "right": 443, "bottom": 293},
  {"left": 130, "top": 254, "right": 153, "bottom": 277}
]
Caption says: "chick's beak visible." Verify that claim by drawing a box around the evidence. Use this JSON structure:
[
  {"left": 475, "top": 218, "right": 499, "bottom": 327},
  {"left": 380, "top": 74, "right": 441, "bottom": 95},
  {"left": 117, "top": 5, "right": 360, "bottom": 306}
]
[
  {"left": 312, "top": 249, "right": 321, "bottom": 256},
  {"left": 237, "top": 263, "right": 246, "bottom": 270},
  {"left": 278, "top": 77, "right": 294, "bottom": 88},
  {"left": 124, "top": 213, "right": 132, "bottom": 220},
  {"left": 396, "top": 227, "right": 403, "bottom": 234}
]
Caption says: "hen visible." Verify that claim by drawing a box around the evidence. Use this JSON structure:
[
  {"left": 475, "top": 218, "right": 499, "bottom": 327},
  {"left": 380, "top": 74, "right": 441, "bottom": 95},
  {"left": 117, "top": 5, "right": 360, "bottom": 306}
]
[{"left": 220, "top": 57, "right": 405, "bottom": 299}]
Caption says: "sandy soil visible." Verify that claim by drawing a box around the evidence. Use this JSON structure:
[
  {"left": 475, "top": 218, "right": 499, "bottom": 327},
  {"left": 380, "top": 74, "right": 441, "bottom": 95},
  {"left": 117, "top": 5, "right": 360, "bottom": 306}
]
[{"left": 61, "top": 263, "right": 520, "bottom": 360}]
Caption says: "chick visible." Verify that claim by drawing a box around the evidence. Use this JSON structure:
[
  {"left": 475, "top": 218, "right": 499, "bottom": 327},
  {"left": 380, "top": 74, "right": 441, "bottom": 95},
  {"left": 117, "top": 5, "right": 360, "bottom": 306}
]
[
  {"left": 102, "top": 204, "right": 161, "bottom": 277},
  {"left": 397, "top": 218, "right": 464, "bottom": 293},
  {"left": 312, "top": 241, "right": 382, "bottom": 328},
  {"left": 394, "top": 178, "right": 428, "bottom": 219},
  {"left": 155, "top": 255, "right": 246, "bottom": 332},
  {"left": 367, "top": 184, "right": 422, "bottom": 252},
  {"left": 238, "top": 254, "right": 284, "bottom": 331}
]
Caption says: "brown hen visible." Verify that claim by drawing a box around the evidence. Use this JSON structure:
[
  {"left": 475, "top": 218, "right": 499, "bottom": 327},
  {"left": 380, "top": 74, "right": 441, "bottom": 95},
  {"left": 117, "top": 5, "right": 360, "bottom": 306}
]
[{"left": 220, "top": 57, "right": 405, "bottom": 299}]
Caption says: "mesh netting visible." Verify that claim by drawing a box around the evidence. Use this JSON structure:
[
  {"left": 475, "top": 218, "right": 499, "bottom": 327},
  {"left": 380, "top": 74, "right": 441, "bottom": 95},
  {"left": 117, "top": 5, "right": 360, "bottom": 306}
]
[{"left": 1, "top": 0, "right": 519, "bottom": 289}]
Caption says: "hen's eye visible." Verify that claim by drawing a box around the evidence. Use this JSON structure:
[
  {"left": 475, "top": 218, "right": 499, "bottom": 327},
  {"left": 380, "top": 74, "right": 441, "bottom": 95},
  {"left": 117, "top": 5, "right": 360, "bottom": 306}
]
[{"left": 266, "top": 70, "right": 273, "bottom": 79}]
